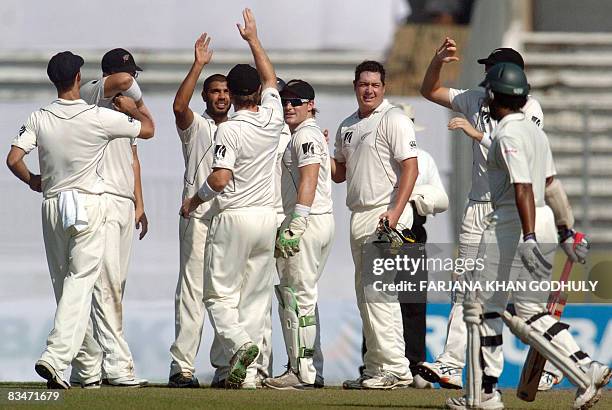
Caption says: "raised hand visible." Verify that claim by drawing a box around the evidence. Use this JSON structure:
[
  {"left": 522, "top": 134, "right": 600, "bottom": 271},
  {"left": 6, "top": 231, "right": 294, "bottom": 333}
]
[
  {"left": 194, "top": 33, "right": 213, "bottom": 66},
  {"left": 435, "top": 37, "right": 460, "bottom": 64},
  {"left": 237, "top": 8, "right": 258, "bottom": 43}
]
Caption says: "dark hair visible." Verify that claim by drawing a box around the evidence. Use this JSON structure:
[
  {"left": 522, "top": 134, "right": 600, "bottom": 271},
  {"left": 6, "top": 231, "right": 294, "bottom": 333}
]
[
  {"left": 493, "top": 92, "right": 527, "bottom": 111},
  {"left": 354, "top": 60, "right": 386, "bottom": 85},
  {"left": 203, "top": 74, "right": 227, "bottom": 93},
  {"left": 53, "top": 74, "right": 78, "bottom": 93},
  {"left": 232, "top": 89, "right": 260, "bottom": 108}
]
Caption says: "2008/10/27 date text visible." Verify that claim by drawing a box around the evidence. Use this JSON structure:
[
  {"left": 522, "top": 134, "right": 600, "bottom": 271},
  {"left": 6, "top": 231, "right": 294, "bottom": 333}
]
[{"left": 2, "top": 390, "right": 63, "bottom": 402}]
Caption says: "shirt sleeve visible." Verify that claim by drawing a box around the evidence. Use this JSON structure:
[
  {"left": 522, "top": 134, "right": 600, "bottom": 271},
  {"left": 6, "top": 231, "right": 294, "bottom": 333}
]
[
  {"left": 523, "top": 98, "right": 544, "bottom": 129},
  {"left": 479, "top": 130, "right": 493, "bottom": 149},
  {"left": 177, "top": 113, "right": 203, "bottom": 144},
  {"left": 11, "top": 113, "right": 38, "bottom": 154},
  {"left": 333, "top": 125, "right": 346, "bottom": 162},
  {"left": 448, "top": 88, "right": 471, "bottom": 114},
  {"left": 211, "top": 124, "right": 239, "bottom": 171},
  {"left": 545, "top": 141, "right": 557, "bottom": 178},
  {"left": 383, "top": 110, "right": 418, "bottom": 162},
  {"left": 260, "top": 87, "right": 283, "bottom": 123},
  {"left": 499, "top": 134, "right": 532, "bottom": 184},
  {"left": 293, "top": 128, "right": 323, "bottom": 168},
  {"left": 97, "top": 107, "right": 142, "bottom": 140}
]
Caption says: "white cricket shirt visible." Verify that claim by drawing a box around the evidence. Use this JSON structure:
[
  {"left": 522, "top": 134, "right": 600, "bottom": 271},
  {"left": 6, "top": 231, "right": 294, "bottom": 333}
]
[
  {"left": 280, "top": 118, "right": 333, "bottom": 215},
  {"left": 81, "top": 77, "right": 140, "bottom": 201},
  {"left": 334, "top": 99, "right": 418, "bottom": 212},
  {"left": 487, "top": 113, "right": 556, "bottom": 209},
  {"left": 212, "top": 87, "right": 285, "bottom": 210},
  {"left": 178, "top": 112, "right": 218, "bottom": 219},
  {"left": 449, "top": 87, "right": 544, "bottom": 202},
  {"left": 12, "top": 99, "right": 141, "bottom": 198}
]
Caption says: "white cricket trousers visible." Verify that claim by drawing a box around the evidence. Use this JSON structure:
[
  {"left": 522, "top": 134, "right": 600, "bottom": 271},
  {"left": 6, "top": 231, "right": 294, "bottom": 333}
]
[
  {"left": 437, "top": 200, "right": 492, "bottom": 368},
  {"left": 169, "top": 216, "right": 225, "bottom": 378},
  {"left": 39, "top": 193, "right": 106, "bottom": 374},
  {"left": 468, "top": 205, "right": 588, "bottom": 378},
  {"left": 350, "top": 205, "right": 412, "bottom": 379},
  {"left": 204, "top": 207, "right": 277, "bottom": 383},
  {"left": 72, "top": 194, "right": 137, "bottom": 381},
  {"left": 276, "top": 213, "right": 335, "bottom": 384}
]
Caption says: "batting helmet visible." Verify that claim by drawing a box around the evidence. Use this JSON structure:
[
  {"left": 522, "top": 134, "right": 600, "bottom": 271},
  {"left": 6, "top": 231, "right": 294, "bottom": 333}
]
[{"left": 479, "top": 62, "right": 529, "bottom": 97}]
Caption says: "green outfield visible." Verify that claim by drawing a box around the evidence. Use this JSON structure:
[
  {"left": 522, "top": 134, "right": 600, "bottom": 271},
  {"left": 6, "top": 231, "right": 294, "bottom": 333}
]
[{"left": 0, "top": 384, "right": 609, "bottom": 409}]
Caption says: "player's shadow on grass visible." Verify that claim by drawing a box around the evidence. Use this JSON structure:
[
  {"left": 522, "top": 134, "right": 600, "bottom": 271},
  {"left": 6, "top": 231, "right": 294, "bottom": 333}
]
[{"left": 327, "top": 404, "right": 446, "bottom": 409}]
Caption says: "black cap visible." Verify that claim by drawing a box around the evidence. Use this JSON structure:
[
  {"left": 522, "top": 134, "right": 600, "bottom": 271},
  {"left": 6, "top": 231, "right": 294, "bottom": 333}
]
[
  {"left": 47, "top": 51, "right": 84, "bottom": 84},
  {"left": 101, "top": 48, "right": 143, "bottom": 74},
  {"left": 477, "top": 48, "right": 524, "bottom": 70},
  {"left": 280, "top": 79, "right": 315, "bottom": 100},
  {"left": 227, "top": 64, "right": 261, "bottom": 96},
  {"left": 276, "top": 77, "right": 286, "bottom": 92}
]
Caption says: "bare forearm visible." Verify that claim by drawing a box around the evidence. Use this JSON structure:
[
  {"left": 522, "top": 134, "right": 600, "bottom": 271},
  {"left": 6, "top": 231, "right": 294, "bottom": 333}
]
[
  {"left": 8, "top": 158, "right": 32, "bottom": 185},
  {"left": 330, "top": 159, "right": 346, "bottom": 183},
  {"left": 421, "top": 58, "right": 443, "bottom": 99},
  {"left": 174, "top": 62, "right": 204, "bottom": 113},
  {"left": 515, "top": 183, "right": 536, "bottom": 235},
  {"left": 248, "top": 39, "right": 275, "bottom": 88},
  {"left": 296, "top": 166, "right": 319, "bottom": 207},
  {"left": 393, "top": 158, "right": 418, "bottom": 215},
  {"left": 132, "top": 156, "right": 144, "bottom": 211}
]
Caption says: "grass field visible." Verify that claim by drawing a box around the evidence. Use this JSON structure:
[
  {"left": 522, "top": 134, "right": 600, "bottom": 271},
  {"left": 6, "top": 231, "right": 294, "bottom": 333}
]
[{"left": 0, "top": 383, "right": 610, "bottom": 409}]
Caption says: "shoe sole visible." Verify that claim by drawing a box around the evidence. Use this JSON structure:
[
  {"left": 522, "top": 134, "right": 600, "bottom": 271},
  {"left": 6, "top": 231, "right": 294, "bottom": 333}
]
[
  {"left": 102, "top": 379, "right": 148, "bottom": 388},
  {"left": 226, "top": 345, "right": 259, "bottom": 389},
  {"left": 263, "top": 382, "right": 314, "bottom": 391},
  {"left": 362, "top": 380, "right": 412, "bottom": 390},
  {"left": 168, "top": 381, "right": 200, "bottom": 388},
  {"left": 581, "top": 368, "right": 612, "bottom": 410},
  {"left": 35, "top": 361, "right": 69, "bottom": 390},
  {"left": 342, "top": 382, "right": 364, "bottom": 390},
  {"left": 416, "top": 363, "right": 462, "bottom": 390}
]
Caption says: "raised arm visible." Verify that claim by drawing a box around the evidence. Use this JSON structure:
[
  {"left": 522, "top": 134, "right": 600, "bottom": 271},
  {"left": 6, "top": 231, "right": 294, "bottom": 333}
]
[
  {"left": 113, "top": 96, "right": 154, "bottom": 139},
  {"left": 237, "top": 8, "right": 276, "bottom": 89},
  {"left": 173, "top": 33, "right": 213, "bottom": 130},
  {"left": 420, "top": 37, "right": 459, "bottom": 110}
]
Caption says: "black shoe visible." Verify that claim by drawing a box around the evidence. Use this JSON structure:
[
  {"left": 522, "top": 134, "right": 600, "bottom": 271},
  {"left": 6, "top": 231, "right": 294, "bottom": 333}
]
[
  {"left": 210, "top": 378, "right": 226, "bottom": 388},
  {"left": 35, "top": 360, "right": 69, "bottom": 390},
  {"left": 168, "top": 372, "right": 200, "bottom": 388}
]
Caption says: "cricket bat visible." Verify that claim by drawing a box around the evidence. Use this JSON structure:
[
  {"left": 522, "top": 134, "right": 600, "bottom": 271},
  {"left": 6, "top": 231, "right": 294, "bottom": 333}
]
[{"left": 516, "top": 232, "right": 585, "bottom": 402}]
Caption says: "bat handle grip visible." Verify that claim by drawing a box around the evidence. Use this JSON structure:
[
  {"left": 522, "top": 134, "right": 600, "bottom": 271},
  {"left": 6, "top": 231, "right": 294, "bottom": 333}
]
[{"left": 573, "top": 231, "right": 585, "bottom": 246}]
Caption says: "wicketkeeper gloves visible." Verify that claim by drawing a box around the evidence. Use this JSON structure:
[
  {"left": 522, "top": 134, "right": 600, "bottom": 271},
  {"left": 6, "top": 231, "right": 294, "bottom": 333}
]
[
  {"left": 275, "top": 204, "right": 310, "bottom": 259},
  {"left": 519, "top": 233, "right": 553, "bottom": 280},
  {"left": 558, "top": 229, "right": 589, "bottom": 264}
]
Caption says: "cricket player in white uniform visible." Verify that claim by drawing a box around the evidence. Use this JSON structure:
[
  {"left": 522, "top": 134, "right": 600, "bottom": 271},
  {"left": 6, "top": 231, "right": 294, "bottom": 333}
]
[
  {"left": 6, "top": 51, "right": 153, "bottom": 389},
  {"left": 448, "top": 62, "right": 609, "bottom": 410},
  {"left": 418, "top": 39, "right": 580, "bottom": 390},
  {"left": 181, "top": 8, "right": 283, "bottom": 389},
  {"left": 168, "top": 34, "right": 231, "bottom": 388},
  {"left": 74, "top": 47, "right": 152, "bottom": 388},
  {"left": 332, "top": 61, "right": 419, "bottom": 389},
  {"left": 263, "top": 80, "right": 334, "bottom": 390}
]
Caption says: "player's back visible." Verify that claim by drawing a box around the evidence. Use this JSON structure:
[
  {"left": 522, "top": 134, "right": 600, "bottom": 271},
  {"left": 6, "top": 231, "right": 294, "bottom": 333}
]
[
  {"left": 19, "top": 99, "right": 140, "bottom": 198},
  {"left": 488, "top": 113, "right": 554, "bottom": 208},
  {"left": 213, "top": 87, "right": 284, "bottom": 210}
]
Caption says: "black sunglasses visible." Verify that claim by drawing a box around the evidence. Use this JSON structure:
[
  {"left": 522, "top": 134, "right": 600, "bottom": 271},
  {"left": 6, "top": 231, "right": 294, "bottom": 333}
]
[{"left": 282, "top": 98, "right": 309, "bottom": 107}]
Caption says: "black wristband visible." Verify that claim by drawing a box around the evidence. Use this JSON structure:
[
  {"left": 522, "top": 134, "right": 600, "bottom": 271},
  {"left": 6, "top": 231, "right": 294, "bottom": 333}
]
[
  {"left": 558, "top": 227, "right": 574, "bottom": 242},
  {"left": 523, "top": 232, "right": 537, "bottom": 242}
]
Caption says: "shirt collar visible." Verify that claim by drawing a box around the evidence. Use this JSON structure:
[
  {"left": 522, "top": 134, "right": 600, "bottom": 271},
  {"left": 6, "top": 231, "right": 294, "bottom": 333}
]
[
  {"left": 53, "top": 98, "right": 88, "bottom": 105},
  {"left": 353, "top": 99, "right": 390, "bottom": 119},
  {"left": 498, "top": 112, "right": 525, "bottom": 126},
  {"left": 293, "top": 117, "right": 317, "bottom": 133}
]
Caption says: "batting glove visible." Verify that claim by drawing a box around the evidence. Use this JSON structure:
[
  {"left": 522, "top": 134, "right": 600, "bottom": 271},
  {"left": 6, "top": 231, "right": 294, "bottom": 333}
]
[
  {"left": 519, "top": 233, "right": 553, "bottom": 280},
  {"left": 559, "top": 229, "right": 589, "bottom": 264},
  {"left": 275, "top": 213, "right": 308, "bottom": 259}
]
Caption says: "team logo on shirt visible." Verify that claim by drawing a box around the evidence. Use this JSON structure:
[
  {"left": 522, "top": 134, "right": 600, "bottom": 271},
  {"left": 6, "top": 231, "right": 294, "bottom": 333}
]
[
  {"left": 127, "top": 116, "right": 134, "bottom": 123},
  {"left": 214, "top": 144, "right": 227, "bottom": 160},
  {"left": 343, "top": 131, "right": 353, "bottom": 144},
  {"left": 504, "top": 148, "right": 518, "bottom": 155},
  {"left": 302, "top": 142, "right": 315, "bottom": 156},
  {"left": 531, "top": 116, "right": 541, "bottom": 127},
  {"left": 18, "top": 125, "right": 26, "bottom": 136},
  {"left": 409, "top": 141, "right": 417, "bottom": 148}
]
